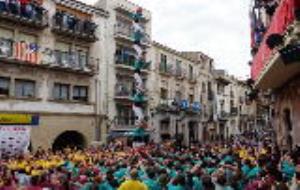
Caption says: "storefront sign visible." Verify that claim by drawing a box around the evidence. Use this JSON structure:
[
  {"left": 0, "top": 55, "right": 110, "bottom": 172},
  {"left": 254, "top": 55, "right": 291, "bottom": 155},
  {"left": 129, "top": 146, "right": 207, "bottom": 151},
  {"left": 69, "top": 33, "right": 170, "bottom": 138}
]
[{"left": 0, "top": 114, "right": 39, "bottom": 125}]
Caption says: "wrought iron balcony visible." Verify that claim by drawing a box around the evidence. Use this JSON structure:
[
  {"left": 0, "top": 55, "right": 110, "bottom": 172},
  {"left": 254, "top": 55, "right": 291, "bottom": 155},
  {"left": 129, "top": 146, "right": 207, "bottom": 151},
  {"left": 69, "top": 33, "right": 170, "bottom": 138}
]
[
  {"left": 0, "top": 3, "right": 48, "bottom": 29},
  {"left": 43, "top": 49, "right": 97, "bottom": 73},
  {"left": 52, "top": 12, "right": 98, "bottom": 42},
  {"left": 159, "top": 62, "right": 173, "bottom": 76},
  {"left": 174, "top": 68, "right": 186, "bottom": 80},
  {"left": 218, "top": 111, "right": 230, "bottom": 120},
  {"left": 115, "top": 54, "right": 150, "bottom": 71},
  {"left": 230, "top": 107, "right": 238, "bottom": 116},
  {"left": 188, "top": 75, "right": 197, "bottom": 84},
  {"left": 114, "top": 24, "right": 151, "bottom": 46},
  {"left": 115, "top": 116, "right": 135, "bottom": 128},
  {"left": 186, "top": 102, "right": 201, "bottom": 114},
  {"left": 0, "top": 38, "right": 96, "bottom": 74},
  {"left": 115, "top": 84, "right": 132, "bottom": 100},
  {"left": 156, "top": 99, "right": 179, "bottom": 112}
]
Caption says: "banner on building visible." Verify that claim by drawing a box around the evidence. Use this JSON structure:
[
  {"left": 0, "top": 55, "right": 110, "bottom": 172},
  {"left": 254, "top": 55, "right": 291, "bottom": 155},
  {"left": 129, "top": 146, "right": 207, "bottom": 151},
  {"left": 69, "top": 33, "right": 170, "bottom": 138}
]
[
  {"left": 0, "top": 114, "right": 39, "bottom": 125},
  {"left": 0, "top": 126, "right": 31, "bottom": 157}
]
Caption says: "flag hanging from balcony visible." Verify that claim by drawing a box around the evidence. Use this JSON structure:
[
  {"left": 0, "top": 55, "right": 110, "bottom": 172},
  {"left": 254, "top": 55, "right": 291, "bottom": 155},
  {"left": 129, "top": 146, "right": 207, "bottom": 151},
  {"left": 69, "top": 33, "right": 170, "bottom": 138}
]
[{"left": 15, "top": 41, "right": 39, "bottom": 64}]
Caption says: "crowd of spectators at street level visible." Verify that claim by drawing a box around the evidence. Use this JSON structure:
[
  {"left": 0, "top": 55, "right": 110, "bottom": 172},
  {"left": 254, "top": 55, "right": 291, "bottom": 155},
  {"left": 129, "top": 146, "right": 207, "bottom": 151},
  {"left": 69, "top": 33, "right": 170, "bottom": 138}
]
[
  {"left": 0, "top": 135, "right": 300, "bottom": 190},
  {"left": 0, "top": 0, "right": 45, "bottom": 21}
]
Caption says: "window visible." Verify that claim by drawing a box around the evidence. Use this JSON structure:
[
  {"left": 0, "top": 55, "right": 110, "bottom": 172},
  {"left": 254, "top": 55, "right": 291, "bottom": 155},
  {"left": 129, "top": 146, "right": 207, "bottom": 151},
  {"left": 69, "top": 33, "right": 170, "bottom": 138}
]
[
  {"left": 0, "top": 28, "right": 14, "bottom": 57},
  {"left": 115, "top": 78, "right": 133, "bottom": 97},
  {"left": 189, "top": 65, "right": 193, "bottom": 80},
  {"left": 175, "top": 91, "right": 182, "bottom": 102},
  {"left": 55, "top": 42, "right": 89, "bottom": 68},
  {"left": 160, "top": 88, "right": 168, "bottom": 100},
  {"left": 189, "top": 94, "right": 194, "bottom": 103},
  {"left": 116, "top": 104, "right": 135, "bottom": 126},
  {"left": 175, "top": 60, "right": 182, "bottom": 75},
  {"left": 0, "top": 38, "right": 13, "bottom": 57},
  {"left": 160, "top": 54, "right": 167, "bottom": 72},
  {"left": 15, "top": 80, "right": 35, "bottom": 98},
  {"left": 217, "top": 84, "right": 225, "bottom": 95},
  {"left": 202, "top": 82, "right": 206, "bottom": 93},
  {"left": 230, "top": 100, "right": 234, "bottom": 109},
  {"left": 53, "top": 83, "right": 69, "bottom": 100},
  {"left": 76, "top": 47, "right": 88, "bottom": 68},
  {"left": 0, "top": 77, "right": 10, "bottom": 96},
  {"left": 73, "top": 86, "right": 88, "bottom": 102}
]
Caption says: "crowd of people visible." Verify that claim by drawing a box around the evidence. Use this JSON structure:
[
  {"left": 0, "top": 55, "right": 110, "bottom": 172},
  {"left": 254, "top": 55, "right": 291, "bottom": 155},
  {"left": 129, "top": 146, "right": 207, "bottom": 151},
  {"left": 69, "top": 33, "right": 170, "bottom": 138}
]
[
  {"left": 0, "top": 0, "right": 45, "bottom": 21},
  {"left": 0, "top": 136, "right": 299, "bottom": 190},
  {"left": 53, "top": 11, "right": 97, "bottom": 36}
]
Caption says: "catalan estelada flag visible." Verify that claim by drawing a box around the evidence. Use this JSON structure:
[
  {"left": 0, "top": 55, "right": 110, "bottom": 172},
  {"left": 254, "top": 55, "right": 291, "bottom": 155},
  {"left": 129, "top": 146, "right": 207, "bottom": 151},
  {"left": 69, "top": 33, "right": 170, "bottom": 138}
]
[{"left": 15, "top": 41, "right": 39, "bottom": 64}]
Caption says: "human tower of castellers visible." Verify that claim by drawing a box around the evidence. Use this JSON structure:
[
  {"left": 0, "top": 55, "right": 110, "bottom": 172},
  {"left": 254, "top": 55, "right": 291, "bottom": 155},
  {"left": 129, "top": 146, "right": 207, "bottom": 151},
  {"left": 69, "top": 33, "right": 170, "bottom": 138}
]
[{"left": 0, "top": 8, "right": 300, "bottom": 190}]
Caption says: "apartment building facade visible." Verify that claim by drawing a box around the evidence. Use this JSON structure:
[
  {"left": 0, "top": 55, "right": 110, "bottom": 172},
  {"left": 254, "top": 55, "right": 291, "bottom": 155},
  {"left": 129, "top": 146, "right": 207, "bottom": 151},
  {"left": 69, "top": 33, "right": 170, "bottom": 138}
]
[
  {"left": 212, "top": 70, "right": 257, "bottom": 141},
  {"left": 250, "top": 0, "right": 300, "bottom": 150},
  {"left": 95, "top": 0, "right": 152, "bottom": 142},
  {"left": 149, "top": 43, "right": 216, "bottom": 146},
  {"left": 0, "top": 0, "right": 108, "bottom": 152}
]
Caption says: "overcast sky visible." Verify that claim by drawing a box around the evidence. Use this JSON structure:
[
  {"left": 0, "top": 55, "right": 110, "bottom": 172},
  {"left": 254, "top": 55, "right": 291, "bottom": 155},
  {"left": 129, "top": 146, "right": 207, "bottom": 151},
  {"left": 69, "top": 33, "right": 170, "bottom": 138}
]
[{"left": 84, "top": 0, "right": 252, "bottom": 79}]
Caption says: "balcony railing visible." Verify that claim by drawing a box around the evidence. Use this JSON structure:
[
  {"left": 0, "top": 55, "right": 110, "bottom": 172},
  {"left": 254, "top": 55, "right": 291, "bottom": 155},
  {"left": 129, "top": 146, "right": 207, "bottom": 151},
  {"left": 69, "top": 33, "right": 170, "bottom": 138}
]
[
  {"left": 174, "top": 68, "right": 186, "bottom": 79},
  {"left": 115, "top": 84, "right": 132, "bottom": 98},
  {"left": 188, "top": 75, "right": 197, "bottom": 83},
  {"left": 0, "top": 2, "right": 48, "bottom": 28},
  {"left": 0, "top": 38, "right": 96, "bottom": 74},
  {"left": 159, "top": 63, "right": 173, "bottom": 76},
  {"left": 157, "top": 99, "right": 180, "bottom": 112},
  {"left": 114, "top": 24, "right": 151, "bottom": 46},
  {"left": 52, "top": 12, "right": 98, "bottom": 42},
  {"left": 43, "top": 49, "right": 96, "bottom": 72},
  {"left": 115, "top": 53, "right": 150, "bottom": 70},
  {"left": 218, "top": 111, "right": 230, "bottom": 120},
  {"left": 251, "top": 0, "right": 299, "bottom": 81},
  {"left": 230, "top": 107, "right": 238, "bottom": 116},
  {"left": 115, "top": 116, "right": 135, "bottom": 127}
]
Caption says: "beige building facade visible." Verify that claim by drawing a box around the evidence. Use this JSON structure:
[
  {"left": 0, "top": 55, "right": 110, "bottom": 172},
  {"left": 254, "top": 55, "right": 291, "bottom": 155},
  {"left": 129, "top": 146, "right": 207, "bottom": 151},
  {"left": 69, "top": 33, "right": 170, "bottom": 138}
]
[
  {"left": 212, "top": 70, "right": 257, "bottom": 141},
  {"left": 0, "top": 0, "right": 108, "bottom": 151},
  {"left": 95, "top": 0, "right": 152, "bottom": 142},
  {"left": 149, "top": 43, "right": 216, "bottom": 146}
]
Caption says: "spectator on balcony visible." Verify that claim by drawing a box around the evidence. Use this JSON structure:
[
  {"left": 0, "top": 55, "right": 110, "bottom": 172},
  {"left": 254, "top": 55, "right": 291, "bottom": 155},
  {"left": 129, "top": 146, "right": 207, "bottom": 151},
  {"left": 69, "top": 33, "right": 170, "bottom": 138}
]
[
  {"left": 61, "top": 11, "right": 69, "bottom": 29},
  {"left": 68, "top": 14, "right": 77, "bottom": 31},
  {"left": 19, "top": 0, "right": 29, "bottom": 18},
  {"left": 54, "top": 11, "right": 63, "bottom": 27},
  {"left": 254, "top": 21, "right": 265, "bottom": 47},
  {"left": 8, "top": 0, "right": 20, "bottom": 15},
  {"left": 32, "top": 0, "right": 45, "bottom": 22},
  {"left": 83, "top": 18, "right": 97, "bottom": 36},
  {"left": 0, "top": 0, "right": 8, "bottom": 12}
]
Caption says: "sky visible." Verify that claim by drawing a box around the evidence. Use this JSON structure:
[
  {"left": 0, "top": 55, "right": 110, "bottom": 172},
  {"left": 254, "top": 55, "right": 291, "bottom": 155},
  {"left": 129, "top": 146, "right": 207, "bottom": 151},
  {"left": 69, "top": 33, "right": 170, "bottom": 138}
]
[{"left": 83, "top": 0, "right": 252, "bottom": 79}]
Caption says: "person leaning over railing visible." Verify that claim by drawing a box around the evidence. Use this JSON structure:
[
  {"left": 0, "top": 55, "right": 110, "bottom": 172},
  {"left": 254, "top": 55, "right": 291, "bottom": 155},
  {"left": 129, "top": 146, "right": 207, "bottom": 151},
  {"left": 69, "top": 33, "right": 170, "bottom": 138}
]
[
  {"left": 0, "top": 0, "right": 8, "bottom": 12},
  {"left": 8, "top": 0, "right": 20, "bottom": 15}
]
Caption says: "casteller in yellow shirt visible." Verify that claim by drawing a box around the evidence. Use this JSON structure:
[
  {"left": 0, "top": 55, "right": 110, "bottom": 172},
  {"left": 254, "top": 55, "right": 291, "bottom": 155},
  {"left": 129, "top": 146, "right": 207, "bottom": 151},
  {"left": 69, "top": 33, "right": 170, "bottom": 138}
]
[
  {"left": 118, "top": 169, "right": 148, "bottom": 190},
  {"left": 118, "top": 179, "right": 148, "bottom": 190}
]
